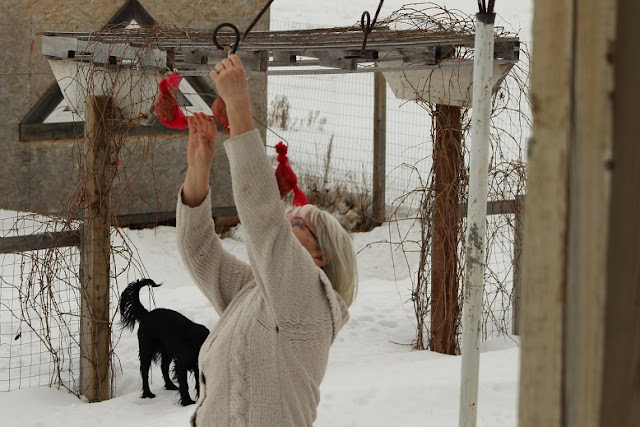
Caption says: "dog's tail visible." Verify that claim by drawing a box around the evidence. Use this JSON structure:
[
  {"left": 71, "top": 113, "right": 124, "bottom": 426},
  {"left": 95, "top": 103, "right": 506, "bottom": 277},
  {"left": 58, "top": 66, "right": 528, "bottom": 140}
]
[{"left": 119, "top": 278, "right": 161, "bottom": 331}]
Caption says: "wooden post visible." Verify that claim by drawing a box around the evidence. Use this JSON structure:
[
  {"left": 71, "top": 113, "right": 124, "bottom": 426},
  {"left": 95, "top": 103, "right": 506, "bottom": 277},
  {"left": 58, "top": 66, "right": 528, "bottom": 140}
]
[
  {"left": 564, "top": 0, "right": 616, "bottom": 424},
  {"left": 511, "top": 195, "right": 524, "bottom": 336},
  {"left": 371, "top": 70, "right": 387, "bottom": 226},
  {"left": 80, "top": 95, "right": 112, "bottom": 402},
  {"left": 519, "top": 0, "right": 617, "bottom": 425},
  {"left": 517, "top": 0, "right": 572, "bottom": 423},
  {"left": 600, "top": 0, "right": 640, "bottom": 424},
  {"left": 430, "top": 104, "right": 462, "bottom": 355}
]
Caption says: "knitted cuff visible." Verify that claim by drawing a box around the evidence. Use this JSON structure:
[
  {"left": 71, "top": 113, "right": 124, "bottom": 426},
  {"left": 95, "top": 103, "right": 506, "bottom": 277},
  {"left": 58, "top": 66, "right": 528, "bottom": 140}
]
[{"left": 176, "top": 184, "right": 213, "bottom": 230}]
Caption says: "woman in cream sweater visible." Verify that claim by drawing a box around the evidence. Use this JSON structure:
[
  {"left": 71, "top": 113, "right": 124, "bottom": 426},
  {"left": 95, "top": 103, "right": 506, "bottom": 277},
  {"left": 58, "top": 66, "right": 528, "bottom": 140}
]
[{"left": 177, "top": 54, "right": 358, "bottom": 426}]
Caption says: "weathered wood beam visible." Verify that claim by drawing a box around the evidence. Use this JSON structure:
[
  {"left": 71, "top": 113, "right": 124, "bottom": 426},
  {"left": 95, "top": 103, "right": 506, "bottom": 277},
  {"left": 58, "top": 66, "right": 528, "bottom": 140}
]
[
  {"left": 600, "top": 2, "right": 640, "bottom": 424},
  {"left": 431, "top": 104, "right": 462, "bottom": 356},
  {"left": 519, "top": 0, "right": 617, "bottom": 424},
  {"left": 457, "top": 198, "right": 520, "bottom": 218},
  {"left": 311, "top": 51, "right": 358, "bottom": 70},
  {"left": 80, "top": 95, "right": 112, "bottom": 403},
  {"left": 371, "top": 70, "right": 387, "bottom": 226},
  {"left": 42, "top": 29, "right": 519, "bottom": 67},
  {"left": 0, "top": 231, "right": 82, "bottom": 254},
  {"left": 42, "top": 35, "right": 79, "bottom": 59}
]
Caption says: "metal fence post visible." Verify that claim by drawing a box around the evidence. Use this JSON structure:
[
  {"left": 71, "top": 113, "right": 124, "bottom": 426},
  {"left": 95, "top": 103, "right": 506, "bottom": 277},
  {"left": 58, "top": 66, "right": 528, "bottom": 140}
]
[{"left": 459, "top": 11, "right": 495, "bottom": 427}]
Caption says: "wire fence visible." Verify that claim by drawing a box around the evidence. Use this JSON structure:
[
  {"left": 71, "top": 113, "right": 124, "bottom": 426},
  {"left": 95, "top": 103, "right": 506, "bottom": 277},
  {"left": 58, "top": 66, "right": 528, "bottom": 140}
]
[
  {"left": 0, "top": 3, "right": 530, "bottom": 393},
  {"left": 476, "top": 212, "right": 520, "bottom": 340},
  {"left": 265, "top": 72, "right": 433, "bottom": 212},
  {"left": 0, "top": 213, "right": 82, "bottom": 393},
  {"left": 0, "top": 211, "right": 150, "bottom": 394},
  {"left": 266, "top": 4, "right": 530, "bottom": 351}
]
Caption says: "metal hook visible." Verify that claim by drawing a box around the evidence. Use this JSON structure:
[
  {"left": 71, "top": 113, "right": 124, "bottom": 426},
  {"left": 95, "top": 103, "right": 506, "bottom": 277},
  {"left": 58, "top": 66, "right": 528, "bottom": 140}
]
[
  {"left": 350, "top": 0, "right": 385, "bottom": 58},
  {"left": 361, "top": 11, "right": 372, "bottom": 33},
  {"left": 213, "top": 23, "right": 241, "bottom": 54},
  {"left": 212, "top": 0, "right": 275, "bottom": 54}
]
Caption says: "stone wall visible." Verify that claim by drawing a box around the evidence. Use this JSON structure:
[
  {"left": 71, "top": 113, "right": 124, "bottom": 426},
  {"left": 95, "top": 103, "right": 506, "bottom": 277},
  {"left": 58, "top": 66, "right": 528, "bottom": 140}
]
[{"left": 0, "top": 0, "right": 268, "bottom": 223}]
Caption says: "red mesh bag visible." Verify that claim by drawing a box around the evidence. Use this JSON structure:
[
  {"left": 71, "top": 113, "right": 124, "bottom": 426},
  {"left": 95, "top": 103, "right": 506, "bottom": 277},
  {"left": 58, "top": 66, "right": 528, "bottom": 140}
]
[{"left": 155, "top": 74, "right": 187, "bottom": 130}]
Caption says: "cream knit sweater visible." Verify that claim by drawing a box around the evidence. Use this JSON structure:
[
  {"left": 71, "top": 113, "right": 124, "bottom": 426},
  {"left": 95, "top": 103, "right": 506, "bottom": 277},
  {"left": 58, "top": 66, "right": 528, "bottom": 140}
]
[{"left": 176, "top": 129, "right": 349, "bottom": 426}]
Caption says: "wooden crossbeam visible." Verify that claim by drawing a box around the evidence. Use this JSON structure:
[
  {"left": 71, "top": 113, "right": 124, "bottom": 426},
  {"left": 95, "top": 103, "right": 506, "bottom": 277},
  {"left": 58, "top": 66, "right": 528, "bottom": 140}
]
[
  {"left": 42, "top": 26, "right": 519, "bottom": 76},
  {"left": 0, "top": 230, "right": 81, "bottom": 254}
]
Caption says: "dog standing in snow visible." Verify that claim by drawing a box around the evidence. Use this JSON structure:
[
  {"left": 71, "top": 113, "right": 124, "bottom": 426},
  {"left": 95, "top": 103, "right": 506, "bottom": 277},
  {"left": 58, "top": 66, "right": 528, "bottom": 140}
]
[{"left": 119, "top": 278, "right": 209, "bottom": 406}]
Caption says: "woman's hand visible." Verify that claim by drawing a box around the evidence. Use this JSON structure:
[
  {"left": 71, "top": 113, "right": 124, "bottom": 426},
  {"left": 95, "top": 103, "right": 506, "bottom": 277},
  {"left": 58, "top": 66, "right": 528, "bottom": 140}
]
[
  {"left": 187, "top": 112, "right": 217, "bottom": 171},
  {"left": 210, "top": 55, "right": 255, "bottom": 136},
  {"left": 182, "top": 112, "right": 217, "bottom": 207}
]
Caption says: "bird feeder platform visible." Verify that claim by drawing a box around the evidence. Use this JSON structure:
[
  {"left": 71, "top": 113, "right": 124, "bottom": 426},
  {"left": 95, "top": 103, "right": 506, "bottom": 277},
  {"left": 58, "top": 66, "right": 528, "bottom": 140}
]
[{"left": 41, "top": 24, "right": 520, "bottom": 121}]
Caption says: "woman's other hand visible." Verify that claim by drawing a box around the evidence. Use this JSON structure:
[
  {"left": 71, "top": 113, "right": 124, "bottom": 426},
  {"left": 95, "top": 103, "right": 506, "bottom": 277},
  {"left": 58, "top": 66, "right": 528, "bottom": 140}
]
[
  {"left": 188, "top": 112, "right": 217, "bottom": 171},
  {"left": 183, "top": 112, "right": 217, "bottom": 207}
]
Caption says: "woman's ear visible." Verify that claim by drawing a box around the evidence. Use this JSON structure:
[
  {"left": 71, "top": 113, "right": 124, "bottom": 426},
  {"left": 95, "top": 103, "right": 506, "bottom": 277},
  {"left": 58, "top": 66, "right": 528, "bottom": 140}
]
[{"left": 313, "top": 251, "right": 329, "bottom": 268}]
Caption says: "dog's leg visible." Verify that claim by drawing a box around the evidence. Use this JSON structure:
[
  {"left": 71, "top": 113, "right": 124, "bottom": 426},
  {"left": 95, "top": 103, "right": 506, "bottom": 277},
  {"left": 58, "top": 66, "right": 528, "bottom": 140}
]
[
  {"left": 161, "top": 354, "right": 178, "bottom": 390},
  {"left": 174, "top": 359, "right": 196, "bottom": 406},
  {"left": 194, "top": 366, "right": 201, "bottom": 399},
  {"left": 139, "top": 350, "right": 156, "bottom": 399}
]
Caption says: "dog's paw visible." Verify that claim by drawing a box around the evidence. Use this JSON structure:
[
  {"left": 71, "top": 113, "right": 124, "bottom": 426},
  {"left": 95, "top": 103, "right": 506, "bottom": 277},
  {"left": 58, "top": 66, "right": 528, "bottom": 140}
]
[
  {"left": 180, "top": 398, "right": 196, "bottom": 406},
  {"left": 142, "top": 391, "right": 156, "bottom": 399}
]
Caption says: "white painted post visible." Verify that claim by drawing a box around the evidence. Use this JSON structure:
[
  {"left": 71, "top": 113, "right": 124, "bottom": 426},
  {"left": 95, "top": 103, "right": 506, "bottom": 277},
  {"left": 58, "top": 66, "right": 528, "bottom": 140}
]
[{"left": 458, "top": 12, "right": 495, "bottom": 427}]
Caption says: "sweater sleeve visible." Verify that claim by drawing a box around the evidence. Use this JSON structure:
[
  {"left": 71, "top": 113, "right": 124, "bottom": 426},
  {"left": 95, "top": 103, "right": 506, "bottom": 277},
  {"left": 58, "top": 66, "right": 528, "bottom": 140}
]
[
  {"left": 176, "top": 185, "right": 254, "bottom": 315},
  {"left": 224, "top": 130, "right": 333, "bottom": 331}
]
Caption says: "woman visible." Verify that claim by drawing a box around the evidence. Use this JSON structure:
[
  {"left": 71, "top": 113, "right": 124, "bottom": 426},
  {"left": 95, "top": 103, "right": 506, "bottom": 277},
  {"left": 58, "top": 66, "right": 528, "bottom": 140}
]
[{"left": 176, "top": 54, "right": 358, "bottom": 426}]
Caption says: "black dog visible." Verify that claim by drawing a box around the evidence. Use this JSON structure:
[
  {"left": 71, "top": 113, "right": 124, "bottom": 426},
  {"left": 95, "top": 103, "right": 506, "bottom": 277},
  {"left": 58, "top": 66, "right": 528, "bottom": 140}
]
[{"left": 119, "top": 278, "right": 209, "bottom": 406}]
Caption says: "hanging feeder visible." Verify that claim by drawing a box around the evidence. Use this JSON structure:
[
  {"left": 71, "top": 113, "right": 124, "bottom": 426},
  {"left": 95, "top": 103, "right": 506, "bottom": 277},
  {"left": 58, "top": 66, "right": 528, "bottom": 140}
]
[
  {"left": 382, "top": 59, "right": 514, "bottom": 107},
  {"left": 47, "top": 59, "right": 163, "bottom": 125}
]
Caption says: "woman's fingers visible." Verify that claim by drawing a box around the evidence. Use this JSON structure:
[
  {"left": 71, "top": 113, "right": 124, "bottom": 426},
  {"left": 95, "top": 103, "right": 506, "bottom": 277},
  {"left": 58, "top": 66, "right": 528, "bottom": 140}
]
[
  {"left": 188, "top": 113, "right": 215, "bottom": 139},
  {"left": 218, "top": 56, "right": 236, "bottom": 70},
  {"left": 198, "top": 113, "right": 214, "bottom": 127},
  {"left": 198, "top": 113, "right": 216, "bottom": 139},
  {"left": 212, "top": 58, "right": 232, "bottom": 79},
  {"left": 228, "top": 54, "right": 242, "bottom": 68},
  {"left": 211, "top": 55, "right": 244, "bottom": 81},
  {"left": 192, "top": 114, "right": 202, "bottom": 133}
]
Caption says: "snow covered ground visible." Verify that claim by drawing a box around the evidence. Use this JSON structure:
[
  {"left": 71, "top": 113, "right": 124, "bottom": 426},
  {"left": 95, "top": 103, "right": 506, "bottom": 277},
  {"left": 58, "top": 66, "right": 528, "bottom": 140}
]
[
  {"left": 0, "top": 1, "right": 531, "bottom": 425},
  {"left": 1, "top": 219, "right": 520, "bottom": 426}
]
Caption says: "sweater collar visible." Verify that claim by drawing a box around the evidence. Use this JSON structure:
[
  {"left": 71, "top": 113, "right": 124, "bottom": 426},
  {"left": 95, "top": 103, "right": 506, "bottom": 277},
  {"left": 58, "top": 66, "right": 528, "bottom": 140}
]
[{"left": 318, "top": 270, "right": 350, "bottom": 342}]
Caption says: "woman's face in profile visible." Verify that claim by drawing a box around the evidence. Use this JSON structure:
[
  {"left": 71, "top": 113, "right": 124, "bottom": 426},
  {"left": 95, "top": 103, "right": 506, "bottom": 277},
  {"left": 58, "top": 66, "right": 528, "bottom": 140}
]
[{"left": 287, "top": 212, "right": 327, "bottom": 267}]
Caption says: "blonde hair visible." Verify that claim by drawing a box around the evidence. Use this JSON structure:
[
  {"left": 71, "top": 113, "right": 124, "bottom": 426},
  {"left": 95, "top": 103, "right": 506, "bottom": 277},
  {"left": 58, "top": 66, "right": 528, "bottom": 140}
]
[{"left": 286, "top": 204, "right": 358, "bottom": 307}]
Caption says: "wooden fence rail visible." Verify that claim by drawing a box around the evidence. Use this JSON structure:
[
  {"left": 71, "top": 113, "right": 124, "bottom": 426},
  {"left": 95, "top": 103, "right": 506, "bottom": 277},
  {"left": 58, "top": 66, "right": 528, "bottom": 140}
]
[{"left": 0, "top": 230, "right": 82, "bottom": 254}]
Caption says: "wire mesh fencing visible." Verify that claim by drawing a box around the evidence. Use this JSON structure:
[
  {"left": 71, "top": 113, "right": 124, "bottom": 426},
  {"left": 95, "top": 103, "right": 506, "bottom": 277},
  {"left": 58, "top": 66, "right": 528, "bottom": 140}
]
[
  {"left": 265, "top": 4, "right": 530, "bottom": 351},
  {"left": 0, "top": 4, "right": 531, "bottom": 390},
  {"left": 0, "top": 213, "right": 82, "bottom": 394}
]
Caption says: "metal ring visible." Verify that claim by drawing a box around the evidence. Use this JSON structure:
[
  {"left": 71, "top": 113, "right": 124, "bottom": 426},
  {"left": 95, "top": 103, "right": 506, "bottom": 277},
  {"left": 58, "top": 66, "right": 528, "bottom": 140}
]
[{"left": 213, "top": 23, "right": 241, "bottom": 54}]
